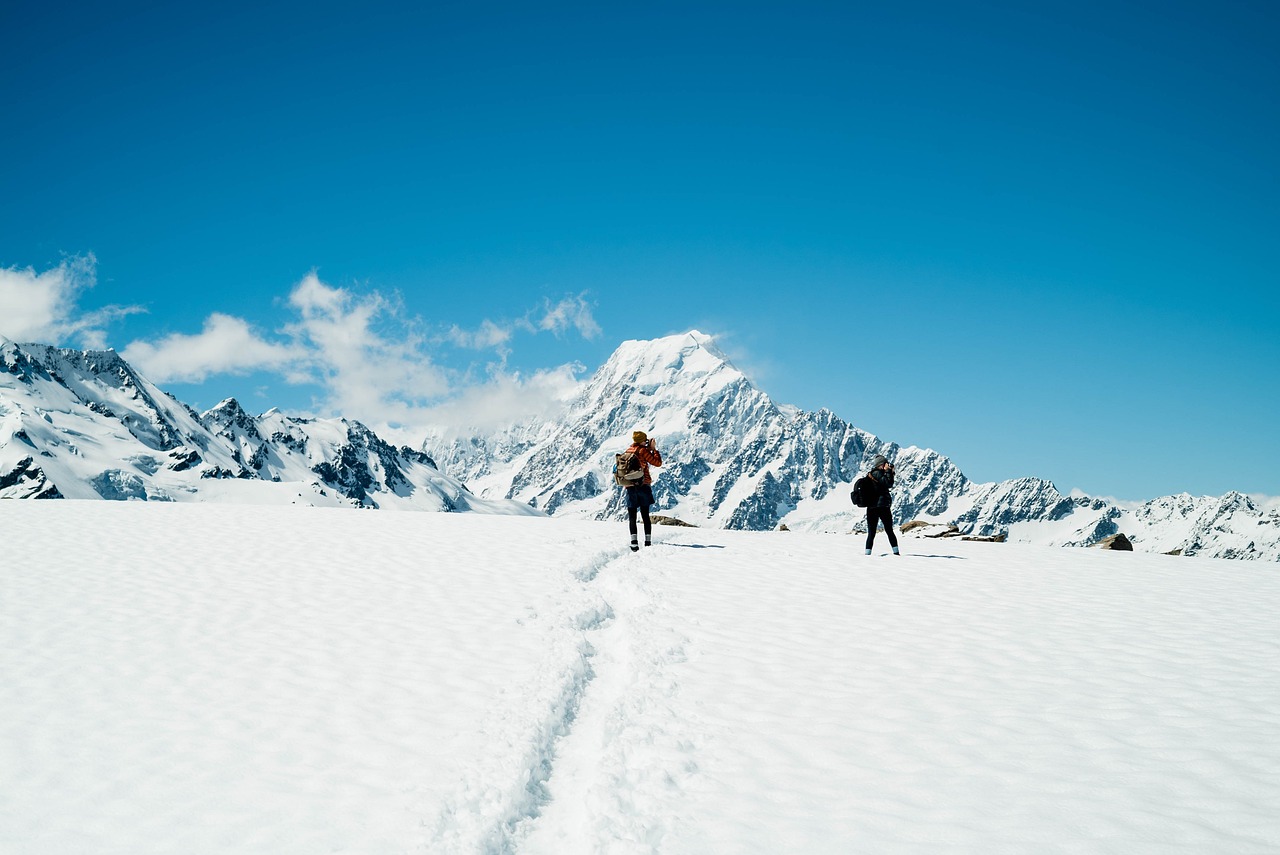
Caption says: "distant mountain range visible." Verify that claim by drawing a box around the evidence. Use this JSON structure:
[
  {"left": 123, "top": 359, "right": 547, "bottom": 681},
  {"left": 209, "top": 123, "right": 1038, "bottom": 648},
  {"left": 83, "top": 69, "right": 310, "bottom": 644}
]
[
  {"left": 421, "top": 332, "right": 1279, "bottom": 562},
  {"left": 3, "top": 334, "right": 1276, "bottom": 561},
  {"left": 0, "top": 340, "right": 537, "bottom": 515}
]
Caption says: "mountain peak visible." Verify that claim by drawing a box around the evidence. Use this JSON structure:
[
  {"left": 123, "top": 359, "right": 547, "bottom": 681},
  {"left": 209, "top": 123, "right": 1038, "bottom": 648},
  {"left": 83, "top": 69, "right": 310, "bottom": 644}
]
[
  {"left": 204, "top": 397, "right": 247, "bottom": 418},
  {"left": 603, "top": 330, "right": 742, "bottom": 390}
]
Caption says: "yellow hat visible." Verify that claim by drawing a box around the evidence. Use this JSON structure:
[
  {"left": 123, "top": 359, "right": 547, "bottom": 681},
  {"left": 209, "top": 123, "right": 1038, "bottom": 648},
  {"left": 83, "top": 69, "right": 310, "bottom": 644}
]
[{"left": 632, "top": 430, "right": 648, "bottom": 444}]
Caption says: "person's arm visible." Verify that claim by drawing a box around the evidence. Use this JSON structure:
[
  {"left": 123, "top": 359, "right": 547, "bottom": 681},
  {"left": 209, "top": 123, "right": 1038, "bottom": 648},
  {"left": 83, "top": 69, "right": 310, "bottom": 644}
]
[{"left": 642, "top": 439, "right": 662, "bottom": 467}]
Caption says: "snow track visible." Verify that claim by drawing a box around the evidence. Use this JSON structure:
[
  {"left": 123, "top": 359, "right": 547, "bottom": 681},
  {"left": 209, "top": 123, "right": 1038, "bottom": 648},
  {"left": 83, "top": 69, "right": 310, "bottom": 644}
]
[
  {"left": 518, "top": 545, "right": 700, "bottom": 854},
  {"left": 426, "top": 540, "right": 699, "bottom": 854}
]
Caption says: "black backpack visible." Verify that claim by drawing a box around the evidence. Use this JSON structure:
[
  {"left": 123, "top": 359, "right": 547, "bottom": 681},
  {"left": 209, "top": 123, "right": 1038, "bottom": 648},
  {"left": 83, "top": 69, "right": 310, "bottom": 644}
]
[
  {"left": 614, "top": 450, "right": 645, "bottom": 486},
  {"left": 851, "top": 475, "right": 876, "bottom": 508}
]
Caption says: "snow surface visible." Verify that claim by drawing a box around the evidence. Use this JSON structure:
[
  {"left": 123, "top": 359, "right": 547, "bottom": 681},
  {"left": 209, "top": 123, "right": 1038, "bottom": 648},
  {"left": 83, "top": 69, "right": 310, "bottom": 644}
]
[{"left": 3, "top": 501, "right": 1278, "bottom": 854}]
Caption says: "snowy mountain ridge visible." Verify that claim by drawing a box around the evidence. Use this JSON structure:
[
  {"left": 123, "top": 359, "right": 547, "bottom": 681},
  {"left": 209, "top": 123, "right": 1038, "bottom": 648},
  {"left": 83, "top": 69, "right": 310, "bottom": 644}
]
[
  {"left": 0, "top": 339, "right": 537, "bottom": 515},
  {"left": 422, "top": 331, "right": 1280, "bottom": 562},
  {"left": 3, "top": 334, "right": 1276, "bottom": 560}
]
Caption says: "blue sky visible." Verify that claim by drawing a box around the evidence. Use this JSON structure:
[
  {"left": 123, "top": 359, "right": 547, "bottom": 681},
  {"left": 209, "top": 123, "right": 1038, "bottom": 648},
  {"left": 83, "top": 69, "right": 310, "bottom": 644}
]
[{"left": 2, "top": 0, "right": 1277, "bottom": 501}]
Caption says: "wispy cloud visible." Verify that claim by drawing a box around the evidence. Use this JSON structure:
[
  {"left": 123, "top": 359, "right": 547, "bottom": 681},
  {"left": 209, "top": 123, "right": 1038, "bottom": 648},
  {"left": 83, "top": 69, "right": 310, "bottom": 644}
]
[
  {"left": 116, "top": 271, "right": 597, "bottom": 433},
  {"left": 6, "top": 258, "right": 599, "bottom": 434},
  {"left": 280, "top": 272, "right": 452, "bottom": 425},
  {"left": 1249, "top": 494, "right": 1280, "bottom": 513},
  {"left": 414, "top": 362, "right": 584, "bottom": 443},
  {"left": 447, "top": 319, "right": 513, "bottom": 351},
  {"left": 445, "top": 293, "right": 601, "bottom": 352},
  {"left": 533, "top": 294, "right": 602, "bottom": 339},
  {"left": 120, "top": 313, "right": 303, "bottom": 383},
  {"left": 0, "top": 255, "right": 142, "bottom": 348}
]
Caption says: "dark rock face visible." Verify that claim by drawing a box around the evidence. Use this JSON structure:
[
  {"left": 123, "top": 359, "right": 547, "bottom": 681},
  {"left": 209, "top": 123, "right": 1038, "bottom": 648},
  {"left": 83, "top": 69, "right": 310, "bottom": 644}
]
[
  {"left": 727, "top": 471, "right": 794, "bottom": 530},
  {"left": 654, "top": 459, "right": 713, "bottom": 507},
  {"left": 169, "top": 449, "right": 203, "bottom": 471},
  {"left": 542, "top": 472, "right": 602, "bottom": 515},
  {"left": 0, "top": 456, "right": 63, "bottom": 499},
  {"left": 1096, "top": 533, "right": 1134, "bottom": 551},
  {"left": 1, "top": 343, "right": 51, "bottom": 383},
  {"left": 306, "top": 424, "right": 428, "bottom": 508},
  {"left": 205, "top": 398, "right": 263, "bottom": 441}
]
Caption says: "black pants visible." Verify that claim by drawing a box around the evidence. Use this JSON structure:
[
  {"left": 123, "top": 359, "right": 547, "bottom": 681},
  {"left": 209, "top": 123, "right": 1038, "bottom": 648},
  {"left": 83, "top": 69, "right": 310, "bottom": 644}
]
[
  {"left": 866, "top": 506, "right": 898, "bottom": 549},
  {"left": 628, "top": 505, "right": 652, "bottom": 538},
  {"left": 626, "top": 484, "right": 654, "bottom": 538}
]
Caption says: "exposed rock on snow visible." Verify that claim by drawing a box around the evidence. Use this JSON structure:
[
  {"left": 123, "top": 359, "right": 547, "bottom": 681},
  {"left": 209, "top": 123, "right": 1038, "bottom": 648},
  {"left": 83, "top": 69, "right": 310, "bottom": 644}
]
[
  {"left": 652, "top": 515, "right": 697, "bottom": 527},
  {"left": 1096, "top": 533, "right": 1135, "bottom": 551}
]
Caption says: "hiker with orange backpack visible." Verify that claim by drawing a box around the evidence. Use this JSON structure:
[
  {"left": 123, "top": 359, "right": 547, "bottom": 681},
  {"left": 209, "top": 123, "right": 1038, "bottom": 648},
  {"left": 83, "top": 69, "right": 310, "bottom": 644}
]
[{"left": 615, "top": 430, "right": 663, "bottom": 551}]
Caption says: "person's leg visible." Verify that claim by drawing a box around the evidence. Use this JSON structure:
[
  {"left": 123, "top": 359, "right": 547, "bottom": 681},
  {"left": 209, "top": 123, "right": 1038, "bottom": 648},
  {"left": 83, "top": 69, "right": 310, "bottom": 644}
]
[
  {"left": 640, "top": 505, "right": 652, "bottom": 545},
  {"left": 883, "top": 508, "right": 900, "bottom": 552},
  {"left": 865, "top": 507, "right": 877, "bottom": 554},
  {"left": 628, "top": 505, "right": 640, "bottom": 551}
]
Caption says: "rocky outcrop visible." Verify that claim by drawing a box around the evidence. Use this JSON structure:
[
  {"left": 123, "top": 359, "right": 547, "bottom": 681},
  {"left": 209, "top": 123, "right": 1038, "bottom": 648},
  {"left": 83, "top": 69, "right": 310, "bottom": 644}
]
[
  {"left": 1096, "top": 533, "right": 1134, "bottom": 551},
  {"left": 0, "top": 456, "right": 63, "bottom": 499}
]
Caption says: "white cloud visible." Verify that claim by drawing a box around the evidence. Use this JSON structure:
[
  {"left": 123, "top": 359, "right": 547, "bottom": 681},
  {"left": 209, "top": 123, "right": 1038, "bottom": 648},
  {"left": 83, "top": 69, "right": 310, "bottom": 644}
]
[
  {"left": 277, "top": 281, "right": 598, "bottom": 434},
  {"left": 121, "top": 313, "right": 303, "bottom": 383},
  {"left": 118, "top": 272, "right": 452, "bottom": 422},
  {"left": 444, "top": 294, "right": 600, "bottom": 352},
  {"left": 446, "top": 319, "right": 513, "bottom": 351},
  {"left": 1249, "top": 494, "right": 1280, "bottom": 513},
  {"left": 414, "top": 362, "right": 585, "bottom": 442},
  {"left": 113, "top": 271, "right": 600, "bottom": 434},
  {"left": 2, "top": 254, "right": 600, "bottom": 439},
  {"left": 0, "top": 255, "right": 142, "bottom": 347},
  {"left": 281, "top": 272, "right": 452, "bottom": 425},
  {"left": 534, "top": 294, "right": 601, "bottom": 339},
  {"left": 1067, "top": 488, "right": 1146, "bottom": 510}
]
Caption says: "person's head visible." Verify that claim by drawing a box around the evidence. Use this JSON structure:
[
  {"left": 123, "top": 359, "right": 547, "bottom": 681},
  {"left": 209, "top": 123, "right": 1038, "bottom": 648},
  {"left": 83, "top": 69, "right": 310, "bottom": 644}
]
[
  {"left": 870, "top": 453, "right": 888, "bottom": 470},
  {"left": 633, "top": 430, "right": 648, "bottom": 445}
]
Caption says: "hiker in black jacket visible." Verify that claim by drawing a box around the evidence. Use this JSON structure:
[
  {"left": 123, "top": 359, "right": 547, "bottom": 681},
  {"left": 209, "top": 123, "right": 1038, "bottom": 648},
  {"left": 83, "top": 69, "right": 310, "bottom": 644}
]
[{"left": 865, "top": 454, "right": 900, "bottom": 556}]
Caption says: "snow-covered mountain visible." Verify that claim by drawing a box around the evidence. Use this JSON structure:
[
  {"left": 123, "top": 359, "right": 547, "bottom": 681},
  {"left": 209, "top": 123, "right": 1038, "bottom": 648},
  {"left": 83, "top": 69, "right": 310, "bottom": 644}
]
[
  {"left": 0, "top": 340, "right": 537, "bottom": 515},
  {"left": 4, "top": 334, "right": 1276, "bottom": 560},
  {"left": 424, "top": 331, "right": 1280, "bottom": 561}
]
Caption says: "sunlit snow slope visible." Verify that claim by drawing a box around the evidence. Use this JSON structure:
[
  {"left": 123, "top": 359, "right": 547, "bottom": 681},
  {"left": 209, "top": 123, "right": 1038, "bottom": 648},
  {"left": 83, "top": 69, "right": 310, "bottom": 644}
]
[{"left": 2, "top": 502, "right": 1277, "bottom": 854}]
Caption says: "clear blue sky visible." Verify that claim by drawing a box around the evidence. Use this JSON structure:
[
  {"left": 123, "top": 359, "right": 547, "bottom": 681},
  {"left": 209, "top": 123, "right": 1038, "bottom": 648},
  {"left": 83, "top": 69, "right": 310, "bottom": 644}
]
[{"left": 2, "top": 1, "right": 1277, "bottom": 501}]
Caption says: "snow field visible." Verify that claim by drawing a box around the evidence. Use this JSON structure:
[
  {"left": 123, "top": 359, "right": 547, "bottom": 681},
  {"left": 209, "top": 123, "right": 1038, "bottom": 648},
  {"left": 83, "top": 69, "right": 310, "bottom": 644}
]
[
  {"left": 1, "top": 503, "right": 616, "bottom": 854},
  {"left": 661, "top": 537, "right": 1280, "bottom": 853},
  {"left": 2, "top": 501, "right": 1278, "bottom": 854}
]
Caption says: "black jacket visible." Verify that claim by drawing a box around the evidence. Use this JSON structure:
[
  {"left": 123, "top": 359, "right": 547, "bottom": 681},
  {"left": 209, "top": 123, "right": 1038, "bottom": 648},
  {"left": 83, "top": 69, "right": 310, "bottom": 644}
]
[{"left": 868, "top": 468, "right": 894, "bottom": 508}]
